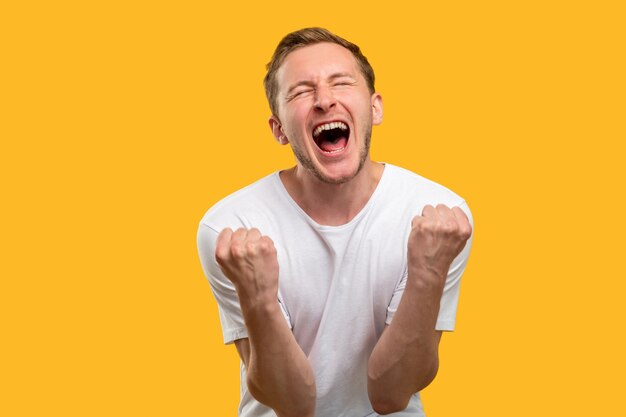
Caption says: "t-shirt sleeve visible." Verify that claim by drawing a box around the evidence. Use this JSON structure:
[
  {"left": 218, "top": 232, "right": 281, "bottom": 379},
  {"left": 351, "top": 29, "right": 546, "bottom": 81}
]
[
  {"left": 197, "top": 223, "right": 249, "bottom": 344},
  {"left": 197, "top": 222, "right": 292, "bottom": 344},
  {"left": 385, "top": 200, "right": 474, "bottom": 331}
]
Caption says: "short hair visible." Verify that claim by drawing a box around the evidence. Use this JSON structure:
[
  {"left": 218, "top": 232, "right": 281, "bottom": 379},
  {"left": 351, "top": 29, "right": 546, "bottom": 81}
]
[{"left": 263, "top": 27, "right": 376, "bottom": 116}]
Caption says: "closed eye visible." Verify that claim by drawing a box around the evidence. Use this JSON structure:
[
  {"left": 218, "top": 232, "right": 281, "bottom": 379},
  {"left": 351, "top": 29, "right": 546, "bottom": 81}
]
[
  {"left": 287, "top": 89, "right": 314, "bottom": 101},
  {"left": 333, "top": 81, "right": 356, "bottom": 87}
]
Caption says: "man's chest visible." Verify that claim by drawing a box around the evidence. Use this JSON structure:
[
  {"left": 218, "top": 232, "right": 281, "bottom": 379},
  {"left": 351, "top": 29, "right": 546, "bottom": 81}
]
[{"left": 273, "top": 224, "right": 408, "bottom": 337}]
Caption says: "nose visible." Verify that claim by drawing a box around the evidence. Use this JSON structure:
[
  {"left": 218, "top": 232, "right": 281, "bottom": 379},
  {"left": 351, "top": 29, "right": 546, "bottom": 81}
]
[{"left": 314, "top": 85, "right": 336, "bottom": 112}]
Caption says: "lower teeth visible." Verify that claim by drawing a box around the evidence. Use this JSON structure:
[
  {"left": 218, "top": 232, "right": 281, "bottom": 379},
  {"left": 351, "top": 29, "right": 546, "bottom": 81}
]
[{"left": 325, "top": 147, "right": 344, "bottom": 154}]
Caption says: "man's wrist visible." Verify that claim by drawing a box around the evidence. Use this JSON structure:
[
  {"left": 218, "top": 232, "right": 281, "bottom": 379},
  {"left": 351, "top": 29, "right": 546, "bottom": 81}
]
[
  {"left": 240, "top": 298, "right": 283, "bottom": 327},
  {"left": 407, "top": 265, "right": 446, "bottom": 290}
]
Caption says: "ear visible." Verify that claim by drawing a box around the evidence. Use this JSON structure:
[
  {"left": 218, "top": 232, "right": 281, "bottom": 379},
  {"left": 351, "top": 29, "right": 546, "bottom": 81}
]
[
  {"left": 269, "top": 115, "right": 289, "bottom": 145},
  {"left": 371, "top": 93, "right": 383, "bottom": 126}
]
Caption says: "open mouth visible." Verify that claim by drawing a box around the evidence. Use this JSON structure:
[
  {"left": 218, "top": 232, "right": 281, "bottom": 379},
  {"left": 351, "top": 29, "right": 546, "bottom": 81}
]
[{"left": 312, "top": 121, "right": 350, "bottom": 154}]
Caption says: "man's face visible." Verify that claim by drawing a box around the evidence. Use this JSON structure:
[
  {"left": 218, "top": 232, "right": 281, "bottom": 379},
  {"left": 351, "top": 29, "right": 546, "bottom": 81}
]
[{"left": 271, "top": 42, "right": 383, "bottom": 184}]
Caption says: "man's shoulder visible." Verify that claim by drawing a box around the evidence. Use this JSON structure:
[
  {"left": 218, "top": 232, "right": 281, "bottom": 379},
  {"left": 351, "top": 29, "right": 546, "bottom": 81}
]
[
  {"left": 382, "top": 163, "right": 467, "bottom": 208},
  {"left": 198, "top": 172, "right": 283, "bottom": 230}
]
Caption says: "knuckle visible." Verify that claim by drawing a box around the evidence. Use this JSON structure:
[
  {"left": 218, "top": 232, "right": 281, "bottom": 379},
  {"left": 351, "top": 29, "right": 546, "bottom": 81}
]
[
  {"left": 215, "top": 244, "right": 226, "bottom": 258},
  {"left": 245, "top": 240, "right": 258, "bottom": 255},
  {"left": 444, "top": 220, "right": 458, "bottom": 233},
  {"left": 215, "top": 243, "right": 230, "bottom": 263},
  {"left": 259, "top": 237, "right": 276, "bottom": 254},
  {"left": 416, "top": 220, "right": 433, "bottom": 234},
  {"left": 230, "top": 242, "right": 246, "bottom": 259},
  {"left": 258, "top": 241, "right": 270, "bottom": 253},
  {"left": 411, "top": 216, "right": 422, "bottom": 228},
  {"left": 457, "top": 219, "right": 472, "bottom": 236}
]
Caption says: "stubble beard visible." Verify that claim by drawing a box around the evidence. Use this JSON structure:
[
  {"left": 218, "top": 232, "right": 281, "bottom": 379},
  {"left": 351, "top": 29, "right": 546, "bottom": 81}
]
[{"left": 291, "top": 126, "right": 372, "bottom": 185}]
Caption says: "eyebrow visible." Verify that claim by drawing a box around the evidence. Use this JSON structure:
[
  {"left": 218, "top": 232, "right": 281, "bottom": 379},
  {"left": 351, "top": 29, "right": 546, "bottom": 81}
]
[{"left": 285, "top": 72, "right": 356, "bottom": 96}]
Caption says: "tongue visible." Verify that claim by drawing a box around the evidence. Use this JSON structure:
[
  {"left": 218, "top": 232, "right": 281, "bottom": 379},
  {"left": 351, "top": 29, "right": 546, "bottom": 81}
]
[{"left": 319, "top": 136, "right": 347, "bottom": 152}]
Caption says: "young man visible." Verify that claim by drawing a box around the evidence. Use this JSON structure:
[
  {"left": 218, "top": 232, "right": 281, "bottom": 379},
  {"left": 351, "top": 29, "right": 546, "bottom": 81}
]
[{"left": 197, "top": 28, "right": 473, "bottom": 417}]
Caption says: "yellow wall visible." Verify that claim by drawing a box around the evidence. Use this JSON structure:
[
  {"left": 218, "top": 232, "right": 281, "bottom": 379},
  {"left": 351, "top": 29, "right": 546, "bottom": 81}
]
[{"left": 2, "top": 1, "right": 624, "bottom": 415}]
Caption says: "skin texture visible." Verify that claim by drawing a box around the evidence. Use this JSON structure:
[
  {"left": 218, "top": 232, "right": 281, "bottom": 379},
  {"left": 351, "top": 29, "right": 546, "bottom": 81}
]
[
  {"left": 214, "top": 42, "right": 472, "bottom": 415},
  {"left": 270, "top": 42, "right": 384, "bottom": 226},
  {"left": 367, "top": 204, "right": 471, "bottom": 414},
  {"left": 215, "top": 228, "right": 316, "bottom": 417}
]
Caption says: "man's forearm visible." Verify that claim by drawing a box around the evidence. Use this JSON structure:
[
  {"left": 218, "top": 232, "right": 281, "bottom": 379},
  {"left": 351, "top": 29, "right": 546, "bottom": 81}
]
[
  {"left": 241, "top": 300, "right": 316, "bottom": 417},
  {"left": 368, "top": 205, "right": 471, "bottom": 414},
  {"left": 367, "top": 269, "right": 443, "bottom": 414},
  {"left": 214, "top": 227, "right": 316, "bottom": 417}
]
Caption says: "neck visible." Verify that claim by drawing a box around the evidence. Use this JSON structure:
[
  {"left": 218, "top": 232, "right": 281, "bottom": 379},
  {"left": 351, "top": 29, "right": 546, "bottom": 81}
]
[{"left": 279, "top": 160, "right": 385, "bottom": 226}]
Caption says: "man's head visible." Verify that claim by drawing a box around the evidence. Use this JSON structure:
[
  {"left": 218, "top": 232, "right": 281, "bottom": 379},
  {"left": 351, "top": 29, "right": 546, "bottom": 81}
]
[
  {"left": 265, "top": 28, "right": 383, "bottom": 185},
  {"left": 264, "top": 27, "right": 376, "bottom": 116}
]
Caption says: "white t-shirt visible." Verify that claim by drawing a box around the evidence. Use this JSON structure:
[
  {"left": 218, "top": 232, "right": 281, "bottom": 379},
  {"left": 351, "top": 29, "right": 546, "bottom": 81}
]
[{"left": 197, "top": 163, "right": 473, "bottom": 417}]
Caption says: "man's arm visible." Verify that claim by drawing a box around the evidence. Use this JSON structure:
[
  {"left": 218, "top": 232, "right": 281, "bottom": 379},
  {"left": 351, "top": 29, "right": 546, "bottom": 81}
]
[
  {"left": 215, "top": 227, "right": 316, "bottom": 417},
  {"left": 367, "top": 204, "right": 472, "bottom": 414}
]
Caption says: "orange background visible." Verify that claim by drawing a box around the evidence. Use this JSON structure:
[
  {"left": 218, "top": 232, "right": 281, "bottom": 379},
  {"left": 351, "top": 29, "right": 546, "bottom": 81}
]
[{"left": 2, "top": 1, "right": 625, "bottom": 415}]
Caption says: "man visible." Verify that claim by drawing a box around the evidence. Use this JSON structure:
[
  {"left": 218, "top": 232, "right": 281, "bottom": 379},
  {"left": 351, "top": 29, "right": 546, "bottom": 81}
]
[{"left": 197, "top": 27, "right": 473, "bottom": 417}]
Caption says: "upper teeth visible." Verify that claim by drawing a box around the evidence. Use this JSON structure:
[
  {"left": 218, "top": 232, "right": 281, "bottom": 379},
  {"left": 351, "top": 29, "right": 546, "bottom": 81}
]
[{"left": 313, "top": 122, "right": 348, "bottom": 138}]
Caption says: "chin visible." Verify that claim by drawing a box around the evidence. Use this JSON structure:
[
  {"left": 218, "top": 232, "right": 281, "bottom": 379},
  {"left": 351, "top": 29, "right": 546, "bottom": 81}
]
[
  {"left": 292, "top": 134, "right": 370, "bottom": 185},
  {"left": 312, "top": 159, "right": 367, "bottom": 185}
]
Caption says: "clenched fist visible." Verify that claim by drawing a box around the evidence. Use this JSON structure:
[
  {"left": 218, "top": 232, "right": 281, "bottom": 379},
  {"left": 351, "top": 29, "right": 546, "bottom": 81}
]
[
  {"left": 215, "top": 228, "right": 279, "bottom": 309},
  {"left": 408, "top": 204, "right": 472, "bottom": 286}
]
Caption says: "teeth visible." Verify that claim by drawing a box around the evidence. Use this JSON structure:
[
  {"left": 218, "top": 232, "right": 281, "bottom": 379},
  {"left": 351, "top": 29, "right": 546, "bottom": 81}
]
[
  {"left": 313, "top": 121, "right": 348, "bottom": 138},
  {"left": 326, "top": 147, "right": 345, "bottom": 154}
]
